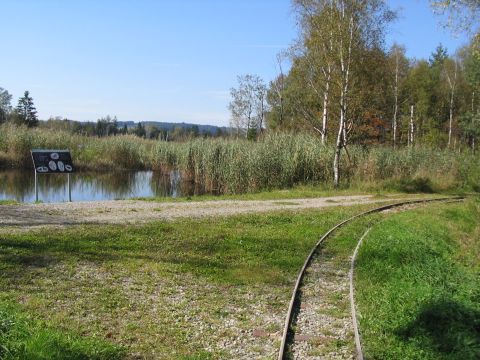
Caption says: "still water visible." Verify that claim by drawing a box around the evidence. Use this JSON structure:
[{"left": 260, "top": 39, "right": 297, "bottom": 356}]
[{"left": 0, "top": 170, "right": 201, "bottom": 203}]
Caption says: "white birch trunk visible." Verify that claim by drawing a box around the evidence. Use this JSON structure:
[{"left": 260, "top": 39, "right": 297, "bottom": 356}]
[
  {"left": 321, "top": 73, "right": 330, "bottom": 145},
  {"left": 446, "top": 62, "right": 457, "bottom": 148},
  {"left": 334, "top": 93, "right": 345, "bottom": 187},
  {"left": 473, "top": 91, "right": 476, "bottom": 153},
  {"left": 393, "top": 51, "right": 399, "bottom": 149},
  {"left": 409, "top": 105, "right": 414, "bottom": 146},
  {"left": 333, "top": 9, "right": 353, "bottom": 187},
  {"left": 448, "top": 96, "right": 454, "bottom": 147}
]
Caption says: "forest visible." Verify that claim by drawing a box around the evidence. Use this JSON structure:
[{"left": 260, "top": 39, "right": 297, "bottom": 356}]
[{"left": 228, "top": 0, "right": 479, "bottom": 186}]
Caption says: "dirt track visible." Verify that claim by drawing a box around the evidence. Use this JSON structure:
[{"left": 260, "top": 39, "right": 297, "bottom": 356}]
[{"left": 0, "top": 195, "right": 426, "bottom": 229}]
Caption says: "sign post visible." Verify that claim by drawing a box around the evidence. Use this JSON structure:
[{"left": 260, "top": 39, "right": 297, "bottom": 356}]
[{"left": 31, "top": 149, "right": 75, "bottom": 202}]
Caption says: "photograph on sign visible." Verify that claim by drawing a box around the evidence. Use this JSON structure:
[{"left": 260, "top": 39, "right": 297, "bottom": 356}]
[{"left": 31, "top": 150, "right": 75, "bottom": 174}]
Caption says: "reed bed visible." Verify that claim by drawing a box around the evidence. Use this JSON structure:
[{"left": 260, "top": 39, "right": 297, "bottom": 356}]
[
  {"left": 1, "top": 123, "right": 478, "bottom": 194},
  {"left": 0, "top": 123, "right": 151, "bottom": 170}
]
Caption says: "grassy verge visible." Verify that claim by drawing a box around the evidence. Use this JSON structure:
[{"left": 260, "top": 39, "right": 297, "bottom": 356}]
[
  {"left": 132, "top": 184, "right": 373, "bottom": 202},
  {"left": 0, "top": 302, "right": 123, "bottom": 360},
  {"left": 0, "top": 200, "right": 18, "bottom": 205},
  {"left": 0, "top": 203, "right": 384, "bottom": 359},
  {"left": 355, "top": 199, "right": 480, "bottom": 360},
  {"left": 132, "top": 184, "right": 450, "bottom": 203}
]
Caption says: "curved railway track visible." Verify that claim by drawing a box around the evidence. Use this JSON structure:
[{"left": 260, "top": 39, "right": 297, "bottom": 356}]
[{"left": 278, "top": 196, "right": 464, "bottom": 360}]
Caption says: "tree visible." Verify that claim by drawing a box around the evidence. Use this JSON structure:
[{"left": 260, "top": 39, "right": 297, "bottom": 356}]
[
  {"left": 459, "top": 110, "right": 480, "bottom": 152},
  {"left": 267, "top": 60, "right": 321, "bottom": 132},
  {"left": 0, "top": 87, "right": 12, "bottom": 124},
  {"left": 95, "top": 115, "right": 118, "bottom": 137},
  {"left": 289, "top": 3, "right": 338, "bottom": 144},
  {"left": 267, "top": 54, "right": 289, "bottom": 130},
  {"left": 134, "top": 122, "right": 146, "bottom": 138},
  {"left": 442, "top": 57, "right": 459, "bottom": 147},
  {"left": 463, "top": 38, "right": 480, "bottom": 113},
  {"left": 430, "top": 0, "right": 480, "bottom": 35},
  {"left": 403, "top": 60, "right": 434, "bottom": 145},
  {"left": 14, "top": 91, "right": 38, "bottom": 127},
  {"left": 292, "top": 0, "right": 395, "bottom": 186},
  {"left": 387, "top": 44, "right": 408, "bottom": 148},
  {"left": 228, "top": 74, "right": 267, "bottom": 138},
  {"left": 427, "top": 45, "right": 451, "bottom": 139}
]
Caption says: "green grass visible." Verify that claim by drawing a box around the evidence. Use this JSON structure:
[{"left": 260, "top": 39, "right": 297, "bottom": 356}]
[
  {"left": 133, "top": 184, "right": 371, "bottom": 202},
  {"left": 132, "top": 184, "right": 447, "bottom": 203},
  {"left": 0, "top": 203, "right": 386, "bottom": 359},
  {"left": 0, "top": 302, "right": 123, "bottom": 360},
  {"left": 0, "top": 200, "right": 18, "bottom": 205},
  {"left": 355, "top": 199, "right": 480, "bottom": 360}
]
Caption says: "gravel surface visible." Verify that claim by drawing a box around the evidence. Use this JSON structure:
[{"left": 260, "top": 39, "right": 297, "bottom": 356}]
[
  {"left": 0, "top": 195, "right": 413, "bottom": 229},
  {"left": 289, "top": 250, "right": 355, "bottom": 360}
]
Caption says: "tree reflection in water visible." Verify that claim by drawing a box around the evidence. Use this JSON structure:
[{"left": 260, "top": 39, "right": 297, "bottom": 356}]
[{"left": 0, "top": 170, "right": 205, "bottom": 203}]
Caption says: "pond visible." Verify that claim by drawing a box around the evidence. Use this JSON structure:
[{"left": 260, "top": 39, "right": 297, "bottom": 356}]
[{"left": 0, "top": 170, "right": 203, "bottom": 203}]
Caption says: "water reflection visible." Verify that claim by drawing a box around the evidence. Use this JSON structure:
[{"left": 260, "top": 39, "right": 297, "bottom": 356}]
[{"left": 0, "top": 170, "right": 201, "bottom": 203}]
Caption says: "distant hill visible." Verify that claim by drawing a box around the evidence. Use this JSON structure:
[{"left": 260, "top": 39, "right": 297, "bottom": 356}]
[{"left": 117, "top": 121, "right": 230, "bottom": 135}]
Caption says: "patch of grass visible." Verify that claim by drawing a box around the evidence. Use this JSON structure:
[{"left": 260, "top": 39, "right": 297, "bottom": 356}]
[
  {"left": 132, "top": 184, "right": 371, "bottom": 202},
  {"left": 393, "top": 177, "right": 436, "bottom": 193},
  {"left": 0, "top": 200, "right": 18, "bottom": 205},
  {"left": 355, "top": 199, "right": 480, "bottom": 360},
  {"left": 0, "top": 302, "right": 123, "bottom": 359},
  {"left": 179, "top": 351, "right": 215, "bottom": 360},
  {"left": 132, "top": 184, "right": 441, "bottom": 204}
]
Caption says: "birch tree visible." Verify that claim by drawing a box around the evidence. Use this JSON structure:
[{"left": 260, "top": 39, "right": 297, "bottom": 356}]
[
  {"left": 267, "top": 54, "right": 288, "bottom": 129},
  {"left": 228, "top": 74, "right": 267, "bottom": 139},
  {"left": 388, "top": 44, "right": 408, "bottom": 149},
  {"left": 430, "top": 0, "right": 480, "bottom": 35},
  {"left": 293, "top": 0, "right": 394, "bottom": 186},
  {"left": 0, "top": 87, "right": 12, "bottom": 124},
  {"left": 292, "top": 1, "right": 338, "bottom": 144},
  {"left": 408, "top": 105, "right": 415, "bottom": 146},
  {"left": 443, "top": 58, "right": 459, "bottom": 147}
]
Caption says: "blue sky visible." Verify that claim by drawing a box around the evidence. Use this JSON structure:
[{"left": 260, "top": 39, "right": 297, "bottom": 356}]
[{"left": 0, "top": 0, "right": 470, "bottom": 126}]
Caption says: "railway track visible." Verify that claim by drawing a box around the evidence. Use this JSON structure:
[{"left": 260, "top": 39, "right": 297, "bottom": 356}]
[{"left": 278, "top": 196, "right": 464, "bottom": 360}]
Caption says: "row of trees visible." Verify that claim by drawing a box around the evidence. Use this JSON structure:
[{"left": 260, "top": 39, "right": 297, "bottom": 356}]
[
  {"left": 41, "top": 117, "right": 228, "bottom": 140},
  {"left": 0, "top": 89, "right": 38, "bottom": 127},
  {"left": 228, "top": 0, "right": 480, "bottom": 186},
  {"left": 266, "top": 39, "right": 479, "bottom": 147},
  {"left": 0, "top": 88, "right": 229, "bottom": 141}
]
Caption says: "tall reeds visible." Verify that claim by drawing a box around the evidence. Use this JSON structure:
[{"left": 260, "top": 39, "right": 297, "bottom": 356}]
[
  {"left": 0, "top": 123, "right": 150, "bottom": 170},
  {"left": 1, "top": 123, "right": 478, "bottom": 193}
]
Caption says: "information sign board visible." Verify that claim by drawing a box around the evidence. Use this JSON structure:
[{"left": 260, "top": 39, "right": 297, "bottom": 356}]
[
  {"left": 31, "top": 150, "right": 74, "bottom": 174},
  {"left": 31, "top": 149, "right": 74, "bottom": 202}
]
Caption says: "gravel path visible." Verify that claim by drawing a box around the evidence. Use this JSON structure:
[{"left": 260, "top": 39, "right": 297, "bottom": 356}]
[{"left": 0, "top": 195, "right": 415, "bottom": 229}]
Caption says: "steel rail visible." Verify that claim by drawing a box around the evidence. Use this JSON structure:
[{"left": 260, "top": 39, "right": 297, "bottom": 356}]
[
  {"left": 278, "top": 196, "right": 464, "bottom": 360},
  {"left": 349, "top": 227, "right": 371, "bottom": 360}
]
